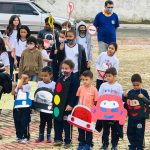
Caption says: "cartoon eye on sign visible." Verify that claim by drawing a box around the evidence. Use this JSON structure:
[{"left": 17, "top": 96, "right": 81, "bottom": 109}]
[
  {"left": 67, "top": 2, "right": 74, "bottom": 14},
  {"left": 87, "top": 24, "right": 97, "bottom": 36},
  {"left": 91, "top": 94, "right": 127, "bottom": 125}
]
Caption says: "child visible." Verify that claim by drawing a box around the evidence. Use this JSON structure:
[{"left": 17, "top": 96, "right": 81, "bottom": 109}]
[
  {"left": 123, "top": 74, "right": 150, "bottom": 150},
  {"left": 0, "top": 37, "right": 10, "bottom": 74},
  {"left": 13, "top": 72, "right": 31, "bottom": 144},
  {"left": 62, "top": 21, "right": 72, "bottom": 31},
  {"left": 19, "top": 36, "right": 43, "bottom": 81},
  {"left": 35, "top": 66, "right": 55, "bottom": 143},
  {"left": 54, "top": 59, "right": 79, "bottom": 149},
  {"left": 99, "top": 67, "right": 123, "bottom": 150},
  {"left": 57, "top": 29, "right": 87, "bottom": 79},
  {"left": 76, "top": 70, "right": 98, "bottom": 150},
  {"left": 37, "top": 38, "right": 52, "bottom": 67},
  {"left": 13, "top": 25, "right": 30, "bottom": 68},
  {"left": 3, "top": 15, "right": 21, "bottom": 79},
  {"left": 37, "top": 17, "right": 59, "bottom": 52},
  {"left": 76, "top": 21, "right": 92, "bottom": 70},
  {"left": 95, "top": 42, "right": 119, "bottom": 90}
]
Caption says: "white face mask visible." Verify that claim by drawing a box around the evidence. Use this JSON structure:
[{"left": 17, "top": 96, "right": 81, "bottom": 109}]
[{"left": 27, "top": 44, "right": 35, "bottom": 50}]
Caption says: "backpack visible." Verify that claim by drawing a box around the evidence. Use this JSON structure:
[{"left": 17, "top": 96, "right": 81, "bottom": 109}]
[{"left": 0, "top": 72, "right": 12, "bottom": 93}]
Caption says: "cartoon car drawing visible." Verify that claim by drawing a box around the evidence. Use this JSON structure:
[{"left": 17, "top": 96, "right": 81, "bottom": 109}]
[
  {"left": 91, "top": 94, "right": 127, "bottom": 125},
  {"left": 67, "top": 105, "right": 95, "bottom": 132}
]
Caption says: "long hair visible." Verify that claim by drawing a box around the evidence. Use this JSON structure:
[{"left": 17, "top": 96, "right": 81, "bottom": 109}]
[
  {"left": 0, "top": 37, "right": 7, "bottom": 54},
  {"left": 17, "top": 25, "right": 31, "bottom": 42},
  {"left": 5, "top": 15, "right": 21, "bottom": 36}
]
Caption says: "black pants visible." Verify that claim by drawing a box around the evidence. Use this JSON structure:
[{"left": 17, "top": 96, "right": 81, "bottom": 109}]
[
  {"left": 96, "top": 79, "right": 106, "bottom": 90},
  {"left": 127, "top": 118, "right": 145, "bottom": 150},
  {"left": 78, "top": 128, "right": 93, "bottom": 146},
  {"left": 54, "top": 117, "right": 72, "bottom": 144},
  {"left": 102, "top": 121, "right": 119, "bottom": 147},
  {"left": 39, "top": 112, "right": 53, "bottom": 139},
  {"left": 8, "top": 52, "right": 14, "bottom": 80},
  {"left": 13, "top": 108, "right": 31, "bottom": 139}
]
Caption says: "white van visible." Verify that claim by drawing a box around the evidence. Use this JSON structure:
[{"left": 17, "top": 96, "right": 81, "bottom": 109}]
[{"left": 0, "top": 0, "right": 75, "bottom": 32}]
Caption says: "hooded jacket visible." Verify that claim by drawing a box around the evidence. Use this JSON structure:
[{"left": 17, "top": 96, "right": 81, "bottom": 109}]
[{"left": 76, "top": 21, "right": 92, "bottom": 61}]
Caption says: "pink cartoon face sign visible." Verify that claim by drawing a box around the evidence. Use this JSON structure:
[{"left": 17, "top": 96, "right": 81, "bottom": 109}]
[{"left": 91, "top": 94, "right": 127, "bottom": 125}]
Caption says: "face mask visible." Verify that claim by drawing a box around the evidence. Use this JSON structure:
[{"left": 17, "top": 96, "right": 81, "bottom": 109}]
[
  {"left": 61, "top": 69, "right": 70, "bottom": 76},
  {"left": 106, "top": 8, "right": 113, "bottom": 13},
  {"left": 27, "top": 44, "right": 35, "bottom": 50},
  {"left": 59, "top": 37, "right": 66, "bottom": 43},
  {"left": 79, "top": 30, "right": 86, "bottom": 35},
  {"left": 66, "top": 39, "right": 75, "bottom": 44}
]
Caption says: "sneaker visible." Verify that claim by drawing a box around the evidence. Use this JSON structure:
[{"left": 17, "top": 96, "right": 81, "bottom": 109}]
[
  {"left": 83, "top": 144, "right": 91, "bottom": 150},
  {"left": 111, "top": 146, "right": 117, "bottom": 150},
  {"left": 35, "top": 138, "right": 44, "bottom": 143},
  {"left": 20, "top": 138, "right": 28, "bottom": 144},
  {"left": 12, "top": 137, "right": 21, "bottom": 143},
  {"left": 54, "top": 140, "right": 63, "bottom": 146},
  {"left": 77, "top": 143, "right": 85, "bottom": 150},
  {"left": 64, "top": 143, "right": 72, "bottom": 149},
  {"left": 100, "top": 144, "right": 108, "bottom": 150},
  {"left": 46, "top": 139, "right": 52, "bottom": 143}
]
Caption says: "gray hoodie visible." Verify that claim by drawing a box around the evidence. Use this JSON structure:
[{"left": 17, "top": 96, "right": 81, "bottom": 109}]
[{"left": 76, "top": 21, "right": 92, "bottom": 61}]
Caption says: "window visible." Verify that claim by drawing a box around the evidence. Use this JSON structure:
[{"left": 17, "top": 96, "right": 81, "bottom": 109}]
[
  {"left": 0, "top": 3, "right": 15, "bottom": 14},
  {"left": 15, "top": 3, "right": 37, "bottom": 15}
]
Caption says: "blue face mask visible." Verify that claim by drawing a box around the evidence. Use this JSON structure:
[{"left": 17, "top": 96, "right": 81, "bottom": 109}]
[
  {"left": 106, "top": 8, "right": 113, "bottom": 13},
  {"left": 66, "top": 39, "right": 75, "bottom": 44}
]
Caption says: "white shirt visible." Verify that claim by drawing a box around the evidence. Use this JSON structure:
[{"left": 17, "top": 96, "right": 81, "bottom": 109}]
[
  {"left": 95, "top": 52, "right": 119, "bottom": 80},
  {"left": 13, "top": 39, "right": 27, "bottom": 57},
  {"left": 15, "top": 83, "right": 31, "bottom": 94},
  {"left": 99, "top": 82, "right": 123, "bottom": 98},
  {"left": 65, "top": 44, "right": 79, "bottom": 73},
  {"left": 38, "top": 81, "right": 56, "bottom": 92},
  {"left": 0, "top": 52, "right": 10, "bottom": 67},
  {"left": 77, "top": 36, "right": 88, "bottom": 61},
  {"left": 7, "top": 30, "right": 17, "bottom": 52},
  {"left": 41, "top": 49, "right": 49, "bottom": 67}
]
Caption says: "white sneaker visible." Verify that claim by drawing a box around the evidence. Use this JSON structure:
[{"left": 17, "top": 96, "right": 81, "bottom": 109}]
[{"left": 20, "top": 138, "right": 28, "bottom": 144}]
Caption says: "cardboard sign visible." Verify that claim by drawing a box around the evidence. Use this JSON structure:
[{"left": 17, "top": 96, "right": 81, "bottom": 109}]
[
  {"left": 53, "top": 80, "right": 70, "bottom": 120},
  {"left": 68, "top": 105, "right": 95, "bottom": 132},
  {"left": 67, "top": 2, "right": 74, "bottom": 15},
  {"left": 87, "top": 24, "right": 97, "bottom": 36},
  {"left": 91, "top": 94, "right": 127, "bottom": 125},
  {"left": 33, "top": 87, "right": 53, "bottom": 114}
]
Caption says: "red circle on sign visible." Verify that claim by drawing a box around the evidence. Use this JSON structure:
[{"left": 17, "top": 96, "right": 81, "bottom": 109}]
[
  {"left": 56, "top": 82, "right": 62, "bottom": 93},
  {"left": 67, "top": 2, "right": 74, "bottom": 14},
  {"left": 87, "top": 24, "right": 97, "bottom": 36}
]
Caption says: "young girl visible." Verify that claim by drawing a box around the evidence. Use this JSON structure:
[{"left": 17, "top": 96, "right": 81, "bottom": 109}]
[
  {"left": 35, "top": 66, "right": 55, "bottom": 143},
  {"left": 95, "top": 42, "right": 119, "bottom": 90},
  {"left": 0, "top": 37, "right": 10, "bottom": 74},
  {"left": 13, "top": 25, "right": 30, "bottom": 68},
  {"left": 36, "top": 38, "right": 52, "bottom": 67},
  {"left": 19, "top": 36, "right": 43, "bottom": 81},
  {"left": 53, "top": 59, "right": 79, "bottom": 149},
  {"left": 76, "top": 70, "right": 98, "bottom": 150},
  {"left": 3, "top": 15, "right": 21, "bottom": 79}
]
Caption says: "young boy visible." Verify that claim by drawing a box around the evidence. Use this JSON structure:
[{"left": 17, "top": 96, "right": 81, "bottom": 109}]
[
  {"left": 99, "top": 67, "right": 123, "bottom": 150},
  {"left": 76, "top": 70, "right": 98, "bottom": 150},
  {"left": 53, "top": 59, "right": 80, "bottom": 149},
  {"left": 35, "top": 66, "right": 55, "bottom": 143},
  {"left": 76, "top": 21, "right": 92, "bottom": 69},
  {"left": 19, "top": 36, "right": 43, "bottom": 81},
  {"left": 13, "top": 72, "right": 31, "bottom": 144},
  {"left": 57, "top": 29, "right": 87, "bottom": 79},
  {"left": 95, "top": 42, "right": 119, "bottom": 90},
  {"left": 123, "top": 74, "right": 150, "bottom": 150}
]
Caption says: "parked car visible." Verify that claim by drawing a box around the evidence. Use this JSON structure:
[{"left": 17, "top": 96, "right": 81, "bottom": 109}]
[{"left": 0, "top": 0, "right": 75, "bottom": 32}]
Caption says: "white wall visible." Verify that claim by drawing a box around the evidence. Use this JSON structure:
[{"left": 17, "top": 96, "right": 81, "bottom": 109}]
[{"left": 36, "top": 0, "right": 150, "bottom": 23}]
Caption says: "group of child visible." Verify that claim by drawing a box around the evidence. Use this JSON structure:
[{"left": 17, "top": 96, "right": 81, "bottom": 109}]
[{"left": 0, "top": 14, "right": 149, "bottom": 150}]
